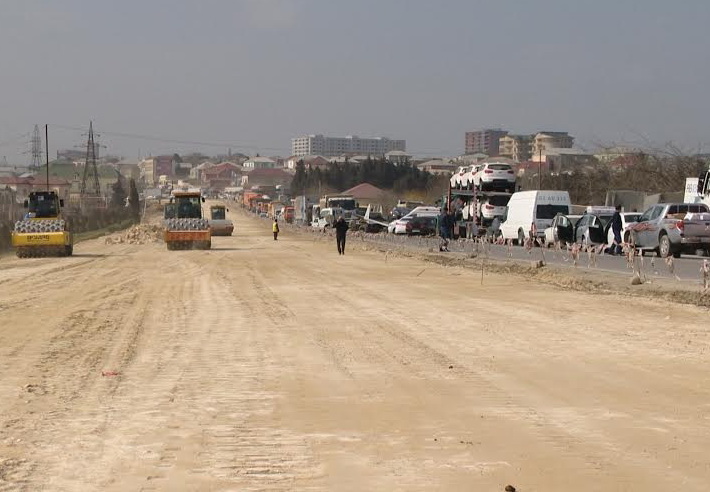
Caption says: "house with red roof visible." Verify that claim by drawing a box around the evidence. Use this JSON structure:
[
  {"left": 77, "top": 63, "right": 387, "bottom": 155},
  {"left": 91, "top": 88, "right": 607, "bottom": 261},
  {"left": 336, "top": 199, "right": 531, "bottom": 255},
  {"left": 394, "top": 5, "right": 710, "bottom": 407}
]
[
  {"left": 241, "top": 168, "right": 293, "bottom": 190},
  {"left": 201, "top": 162, "right": 242, "bottom": 189},
  {"left": 341, "top": 182, "right": 387, "bottom": 203},
  {"left": 0, "top": 175, "right": 72, "bottom": 200}
]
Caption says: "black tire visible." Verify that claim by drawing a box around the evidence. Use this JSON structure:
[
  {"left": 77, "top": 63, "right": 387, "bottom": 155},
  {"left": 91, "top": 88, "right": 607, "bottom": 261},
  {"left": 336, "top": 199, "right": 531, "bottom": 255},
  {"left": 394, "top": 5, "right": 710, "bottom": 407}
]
[
  {"left": 65, "top": 245, "right": 73, "bottom": 256},
  {"left": 658, "top": 233, "right": 671, "bottom": 258}
]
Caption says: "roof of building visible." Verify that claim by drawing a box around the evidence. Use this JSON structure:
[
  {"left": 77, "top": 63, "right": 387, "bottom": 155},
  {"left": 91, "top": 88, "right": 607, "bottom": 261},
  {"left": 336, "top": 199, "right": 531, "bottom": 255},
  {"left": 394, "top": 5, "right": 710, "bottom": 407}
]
[
  {"left": 245, "top": 168, "right": 292, "bottom": 178},
  {"left": 246, "top": 156, "right": 276, "bottom": 163},
  {"left": 341, "top": 182, "right": 386, "bottom": 198},
  {"left": 536, "top": 131, "right": 572, "bottom": 137},
  {"left": 0, "top": 175, "right": 71, "bottom": 186}
]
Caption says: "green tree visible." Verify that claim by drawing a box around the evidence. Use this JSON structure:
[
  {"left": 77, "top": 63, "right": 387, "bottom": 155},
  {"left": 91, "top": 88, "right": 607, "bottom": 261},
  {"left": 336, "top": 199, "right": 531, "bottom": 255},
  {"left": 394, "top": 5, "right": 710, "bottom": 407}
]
[
  {"left": 128, "top": 178, "right": 140, "bottom": 221},
  {"left": 110, "top": 178, "right": 127, "bottom": 208}
]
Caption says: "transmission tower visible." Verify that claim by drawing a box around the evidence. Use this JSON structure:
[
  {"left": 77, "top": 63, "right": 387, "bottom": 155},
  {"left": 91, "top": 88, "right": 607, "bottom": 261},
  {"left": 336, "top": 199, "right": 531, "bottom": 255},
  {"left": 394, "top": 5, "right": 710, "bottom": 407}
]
[
  {"left": 80, "top": 121, "right": 102, "bottom": 197},
  {"left": 29, "top": 125, "right": 42, "bottom": 170}
]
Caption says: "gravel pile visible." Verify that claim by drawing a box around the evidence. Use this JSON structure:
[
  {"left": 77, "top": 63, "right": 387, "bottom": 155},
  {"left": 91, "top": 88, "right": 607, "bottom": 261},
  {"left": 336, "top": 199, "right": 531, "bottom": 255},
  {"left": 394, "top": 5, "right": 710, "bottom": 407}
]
[{"left": 105, "top": 224, "right": 164, "bottom": 245}]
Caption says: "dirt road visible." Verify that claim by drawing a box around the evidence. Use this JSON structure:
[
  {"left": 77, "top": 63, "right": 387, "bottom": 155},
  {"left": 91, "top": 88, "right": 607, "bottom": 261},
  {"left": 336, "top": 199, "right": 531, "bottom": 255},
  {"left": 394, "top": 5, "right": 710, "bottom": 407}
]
[{"left": 1, "top": 207, "right": 709, "bottom": 491}]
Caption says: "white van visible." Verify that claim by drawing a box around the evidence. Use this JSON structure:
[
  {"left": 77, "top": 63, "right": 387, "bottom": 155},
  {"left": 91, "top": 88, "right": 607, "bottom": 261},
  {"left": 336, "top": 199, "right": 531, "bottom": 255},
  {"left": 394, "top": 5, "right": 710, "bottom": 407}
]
[{"left": 499, "top": 190, "right": 571, "bottom": 245}]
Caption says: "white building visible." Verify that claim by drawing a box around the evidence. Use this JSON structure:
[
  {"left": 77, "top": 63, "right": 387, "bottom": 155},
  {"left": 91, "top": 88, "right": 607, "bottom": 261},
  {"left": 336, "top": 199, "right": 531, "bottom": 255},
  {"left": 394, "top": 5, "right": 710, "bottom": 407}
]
[
  {"left": 291, "top": 134, "right": 406, "bottom": 157},
  {"left": 243, "top": 156, "right": 277, "bottom": 170}
]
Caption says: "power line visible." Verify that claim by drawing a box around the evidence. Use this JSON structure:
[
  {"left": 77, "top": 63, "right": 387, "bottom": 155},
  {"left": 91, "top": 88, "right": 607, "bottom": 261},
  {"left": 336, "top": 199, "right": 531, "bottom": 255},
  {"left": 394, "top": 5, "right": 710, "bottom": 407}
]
[{"left": 49, "top": 123, "right": 287, "bottom": 153}]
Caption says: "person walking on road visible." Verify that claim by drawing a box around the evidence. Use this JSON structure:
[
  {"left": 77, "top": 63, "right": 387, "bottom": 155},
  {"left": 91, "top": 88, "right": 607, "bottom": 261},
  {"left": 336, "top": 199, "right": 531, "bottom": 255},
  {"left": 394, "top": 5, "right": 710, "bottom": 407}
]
[
  {"left": 610, "top": 205, "right": 623, "bottom": 255},
  {"left": 334, "top": 215, "right": 349, "bottom": 255},
  {"left": 439, "top": 209, "right": 453, "bottom": 252},
  {"left": 272, "top": 218, "right": 280, "bottom": 241},
  {"left": 608, "top": 205, "right": 624, "bottom": 254}
]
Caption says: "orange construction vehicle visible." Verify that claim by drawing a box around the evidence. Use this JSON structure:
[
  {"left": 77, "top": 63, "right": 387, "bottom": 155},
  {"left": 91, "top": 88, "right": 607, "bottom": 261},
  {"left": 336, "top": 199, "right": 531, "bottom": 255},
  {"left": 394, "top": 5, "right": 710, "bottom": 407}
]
[{"left": 163, "top": 191, "right": 211, "bottom": 250}]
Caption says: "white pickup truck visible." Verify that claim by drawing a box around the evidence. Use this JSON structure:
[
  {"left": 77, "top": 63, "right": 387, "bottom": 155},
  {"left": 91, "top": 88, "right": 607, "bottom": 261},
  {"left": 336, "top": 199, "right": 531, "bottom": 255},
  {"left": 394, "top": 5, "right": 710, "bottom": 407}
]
[{"left": 627, "top": 202, "right": 710, "bottom": 257}]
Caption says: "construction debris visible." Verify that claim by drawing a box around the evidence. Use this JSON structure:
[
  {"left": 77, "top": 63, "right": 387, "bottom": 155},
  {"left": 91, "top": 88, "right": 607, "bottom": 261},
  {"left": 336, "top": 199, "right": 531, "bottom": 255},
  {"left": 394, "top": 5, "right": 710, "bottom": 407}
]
[{"left": 105, "top": 224, "right": 164, "bottom": 245}]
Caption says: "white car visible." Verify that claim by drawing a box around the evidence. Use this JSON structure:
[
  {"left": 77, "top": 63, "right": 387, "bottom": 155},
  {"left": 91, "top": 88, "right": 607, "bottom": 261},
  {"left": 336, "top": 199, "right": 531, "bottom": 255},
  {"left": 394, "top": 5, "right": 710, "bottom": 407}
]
[
  {"left": 449, "top": 166, "right": 471, "bottom": 189},
  {"left": 463, "top": 164, "right": 482, "bottom": 189},
  {"left": 607, "top": 212, "right": 641, "bottom": 248},
  {"left": 472, "top": 162, "right": 516, "bottom": 193},
  {"left": 477, "top": 193, "right": 511, "bottom": 225},
  {"left": 388, "top": 216, "right": 412, "bottom": 234}
]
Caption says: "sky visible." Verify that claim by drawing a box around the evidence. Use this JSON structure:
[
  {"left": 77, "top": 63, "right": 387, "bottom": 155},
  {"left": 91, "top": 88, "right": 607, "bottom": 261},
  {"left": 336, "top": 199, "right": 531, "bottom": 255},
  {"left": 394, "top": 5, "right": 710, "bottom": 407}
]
[{"left": 0, "top": 0, "right": 709, "bottom": 165}]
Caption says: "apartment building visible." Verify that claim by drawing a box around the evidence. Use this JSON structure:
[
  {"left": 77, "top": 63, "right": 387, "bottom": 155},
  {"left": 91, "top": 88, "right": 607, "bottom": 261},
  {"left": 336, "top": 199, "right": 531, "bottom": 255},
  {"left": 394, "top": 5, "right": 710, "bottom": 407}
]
[
  {"left": 498, "top": 134, "right": 534, "bottom": 162},
  {"left": 464, "top": 129, "right": 508, "bottom": 156},
  {"left": 139, "top": 155, "right": 176, "bottom": 185},
  {"left": 291, "top": 134, "right": 406, "bottom": 157},
  {"left": 531, "top": 131, "right": 574, "bottom": 156}
]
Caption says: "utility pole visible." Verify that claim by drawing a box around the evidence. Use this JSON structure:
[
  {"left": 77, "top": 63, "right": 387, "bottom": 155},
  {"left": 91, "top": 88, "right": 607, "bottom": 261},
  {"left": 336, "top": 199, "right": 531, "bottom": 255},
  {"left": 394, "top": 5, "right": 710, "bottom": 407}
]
[
  {"left": 29, "top": 125, "right": 43, "bottom": 171},
  {"left": 538, "top": 146, "right": 542, "bottom": 190},
  {"left": 80, "top": 121, "right": 102, "bottom": 198},
  {"left": 45, "top": 124, "right": 50, "bottom": 191}
]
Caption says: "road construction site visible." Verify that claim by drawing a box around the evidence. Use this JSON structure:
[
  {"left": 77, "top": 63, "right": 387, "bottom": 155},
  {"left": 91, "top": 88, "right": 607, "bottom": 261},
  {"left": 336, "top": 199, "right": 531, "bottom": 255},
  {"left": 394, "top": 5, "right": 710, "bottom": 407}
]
[{"left": 1, "top": 204, "right": 709, "bottom": 491}]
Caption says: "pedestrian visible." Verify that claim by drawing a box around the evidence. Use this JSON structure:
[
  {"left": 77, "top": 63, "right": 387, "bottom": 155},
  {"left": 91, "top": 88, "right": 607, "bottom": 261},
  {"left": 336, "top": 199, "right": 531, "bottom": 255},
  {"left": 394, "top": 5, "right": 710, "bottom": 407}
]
[
  {"left": 334, "top": 215, "right": 349, "bottom": 255},
  {"left": 272, "top": 218, "right": 279, "bottom": 241},
  {"left": 610, "top": 204, "right": 623, "bottom": 255},
  {"left": 439, "top": 209, "right": 453, "bottom": 251}
]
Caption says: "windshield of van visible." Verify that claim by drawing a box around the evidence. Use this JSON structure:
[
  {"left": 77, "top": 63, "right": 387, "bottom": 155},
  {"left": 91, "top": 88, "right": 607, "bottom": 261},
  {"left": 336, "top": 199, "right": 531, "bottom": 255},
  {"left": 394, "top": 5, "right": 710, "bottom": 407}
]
[{"left": 536, "top": 204, "right": 569, "bottom": 220}]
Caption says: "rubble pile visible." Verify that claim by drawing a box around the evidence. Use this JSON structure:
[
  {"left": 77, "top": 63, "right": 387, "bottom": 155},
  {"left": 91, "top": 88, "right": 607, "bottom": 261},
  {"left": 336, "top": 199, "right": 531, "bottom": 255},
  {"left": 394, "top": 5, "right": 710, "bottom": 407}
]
[{"left": 105, "top": 224, "right": 164, "bottom": 245}]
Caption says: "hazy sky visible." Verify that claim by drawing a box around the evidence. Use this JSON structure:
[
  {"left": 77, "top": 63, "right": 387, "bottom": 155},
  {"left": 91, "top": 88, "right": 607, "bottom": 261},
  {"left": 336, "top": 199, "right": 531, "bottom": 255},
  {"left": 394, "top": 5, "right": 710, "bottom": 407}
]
[{"left": 1, "top": 0, "right": 708, "bottom": 164}]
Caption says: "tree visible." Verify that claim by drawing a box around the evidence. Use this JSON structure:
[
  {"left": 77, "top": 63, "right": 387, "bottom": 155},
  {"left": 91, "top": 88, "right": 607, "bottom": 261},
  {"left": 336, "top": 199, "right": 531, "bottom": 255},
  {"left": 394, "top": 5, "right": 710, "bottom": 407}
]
[
  {"left": 110, "top": 178, "right": 127, "bottom": 209},
  {"left": 128, "top": 178, "right": 140, "bottom": 221}
]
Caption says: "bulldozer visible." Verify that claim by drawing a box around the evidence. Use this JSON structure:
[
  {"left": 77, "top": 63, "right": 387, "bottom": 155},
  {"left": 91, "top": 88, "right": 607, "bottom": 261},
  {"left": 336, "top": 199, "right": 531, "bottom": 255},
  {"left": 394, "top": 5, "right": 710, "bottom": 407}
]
[
  {"left": 163, "top": 191, "right": 211, "bottom": 250},
  {"left": 12, "top": 191, "right": 73, "bottom": 258}
]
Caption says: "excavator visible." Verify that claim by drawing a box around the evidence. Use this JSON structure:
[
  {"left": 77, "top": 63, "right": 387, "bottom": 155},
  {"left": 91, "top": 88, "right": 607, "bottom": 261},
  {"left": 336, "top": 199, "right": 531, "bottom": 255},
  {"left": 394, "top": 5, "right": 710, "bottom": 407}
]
[
  {"left": 12, "top": 191, "right": 73, "bottom": 257},
  {"left": 163, "top": 191, "right": 211, "bottom": 250}
]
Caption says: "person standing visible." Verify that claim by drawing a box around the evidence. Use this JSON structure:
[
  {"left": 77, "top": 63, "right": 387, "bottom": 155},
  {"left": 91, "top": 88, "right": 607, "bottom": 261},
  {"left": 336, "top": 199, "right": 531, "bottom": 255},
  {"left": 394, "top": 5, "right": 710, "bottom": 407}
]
[
  {"left": 610, "top": 205, "right": 623, "bottom": 255},
  {"left": 272, "top": 218, "right": 280, "bottom": 241},
  {"left": 334, "top": 215, "right": 349, "bottom": 255}
]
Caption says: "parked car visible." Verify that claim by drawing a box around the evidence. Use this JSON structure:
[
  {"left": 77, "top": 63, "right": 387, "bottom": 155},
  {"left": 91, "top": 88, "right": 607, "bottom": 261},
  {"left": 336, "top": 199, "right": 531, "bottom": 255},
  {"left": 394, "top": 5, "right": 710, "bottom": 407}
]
[
  {"left": 544, "top": 213, "right": 583, "bottom": 246},
  {"left": 388, "top": 216, "right": 413, "bottom": 234},
  {"left": 574, "top": 213, "right": 614, "bottom": 247},
  {"left": 500, "top": 190, "right": 571, "bottom": 245},
  {"left": 389, "top": 206, "right": 412, "bottom": 220},
  {"left": 477, "top": 193, "right": 511, "bottom": 225},
  {"left": 406, "top": 216, "right": 438, "bottom": 236},
  {"left": 627, "top": 203, "right": 710, "bottom": 257},
  {"left": 471, "top": 162, "right": 516, "bottom": 192},
  {"left": 606, "top": 212, "right": 640, "bottom": 248}
]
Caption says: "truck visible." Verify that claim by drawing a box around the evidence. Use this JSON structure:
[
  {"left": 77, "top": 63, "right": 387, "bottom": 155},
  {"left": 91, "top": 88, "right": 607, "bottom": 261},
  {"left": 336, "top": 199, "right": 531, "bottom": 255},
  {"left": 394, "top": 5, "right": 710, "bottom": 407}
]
[
  {"left": 318, "top": 195, "right": 357, "bottom": 218},
  {"left": 293, "top": 196, "right": 311, "bottom": 225},
  {"left": 627, "top": 202, "right": 710, "bottom": 258},
  {"left": 208, "top": 204, "right": 234, "bottom": 236},
  {"left": 12, "top": 191, "right": 73, "bottom": 258},
  {"left": 163, "top": 191, "right": 211, "bottom": 250}
]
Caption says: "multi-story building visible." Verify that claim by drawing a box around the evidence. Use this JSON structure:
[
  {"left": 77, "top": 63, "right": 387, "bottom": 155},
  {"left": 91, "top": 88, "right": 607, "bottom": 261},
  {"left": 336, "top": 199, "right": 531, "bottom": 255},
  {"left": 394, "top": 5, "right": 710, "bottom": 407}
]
[
  {"left": 138, "top": 155, "right": 176, "bottom": 185},
  {"left": 291, "top": 134, "right": 406, "bottom": 158},
  {"left": 498, "top": 134, "right": 534, "bottom": 162},
  {"left": 531, "top": 131, "right": 574, "bottom": 156},
  {"left": 464, "top": 129, "right": 508, "bottom": 156}
]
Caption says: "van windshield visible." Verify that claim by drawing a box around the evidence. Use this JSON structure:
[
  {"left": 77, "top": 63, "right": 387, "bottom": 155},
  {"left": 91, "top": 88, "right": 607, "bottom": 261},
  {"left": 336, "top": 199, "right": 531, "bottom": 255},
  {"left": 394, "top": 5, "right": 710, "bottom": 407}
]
[{"left": 536, "top": 204, "right": 569, "bottom": 220}]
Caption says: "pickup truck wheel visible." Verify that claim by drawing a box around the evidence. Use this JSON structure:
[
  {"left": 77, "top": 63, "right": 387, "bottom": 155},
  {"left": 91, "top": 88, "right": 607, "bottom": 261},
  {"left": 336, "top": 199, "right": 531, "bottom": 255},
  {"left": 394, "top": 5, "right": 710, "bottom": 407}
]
[{"left": 658, "top": 233, "right": 671, "bottom": 258}]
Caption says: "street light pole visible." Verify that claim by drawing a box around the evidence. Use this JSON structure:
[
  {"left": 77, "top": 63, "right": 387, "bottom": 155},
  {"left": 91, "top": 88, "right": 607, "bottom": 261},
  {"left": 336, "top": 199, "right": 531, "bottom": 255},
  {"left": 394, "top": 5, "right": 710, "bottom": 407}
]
[{"left": 538, "top": 146, "right": 542, "bottom": 189}]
